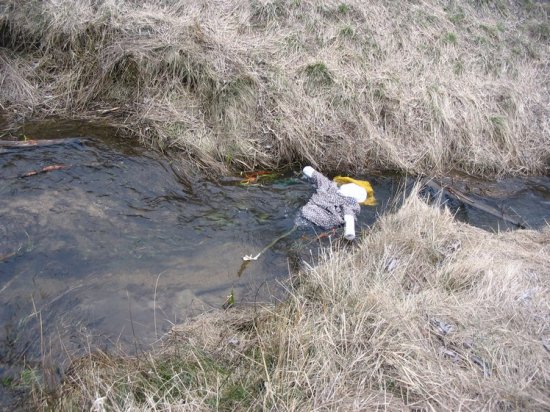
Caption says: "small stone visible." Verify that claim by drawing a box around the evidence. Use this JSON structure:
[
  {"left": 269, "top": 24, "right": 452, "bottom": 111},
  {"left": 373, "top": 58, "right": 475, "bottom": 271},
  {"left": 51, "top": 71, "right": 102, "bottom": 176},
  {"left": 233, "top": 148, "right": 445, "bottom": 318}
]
[{"left": 385, "top": 257, "right": 399, "bottom": 272}]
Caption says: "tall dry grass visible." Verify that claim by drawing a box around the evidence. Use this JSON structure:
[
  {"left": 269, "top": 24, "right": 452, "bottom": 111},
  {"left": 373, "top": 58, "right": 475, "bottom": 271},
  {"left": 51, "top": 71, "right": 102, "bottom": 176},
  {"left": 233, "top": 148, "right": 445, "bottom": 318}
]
[
  {"left": 1, "top": 0, "right": 549, "bottom": 175},
  {"left": 48, "top": 191, "right": 550, "bottom": 411}
]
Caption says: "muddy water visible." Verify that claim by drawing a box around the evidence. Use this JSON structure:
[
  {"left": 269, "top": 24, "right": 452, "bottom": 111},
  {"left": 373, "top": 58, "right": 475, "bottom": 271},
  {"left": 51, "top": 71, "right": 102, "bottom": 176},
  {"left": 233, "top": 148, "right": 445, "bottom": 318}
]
[{"left": 0, "top": 121, "right": 549, "bottom": 405}]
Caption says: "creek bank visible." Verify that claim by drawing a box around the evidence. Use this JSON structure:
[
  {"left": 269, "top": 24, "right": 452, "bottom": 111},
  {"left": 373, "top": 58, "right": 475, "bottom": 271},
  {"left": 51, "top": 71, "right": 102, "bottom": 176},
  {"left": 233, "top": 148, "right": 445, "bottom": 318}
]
[{"left": 1, "top": 0, "right": 549, "bottom": 176}]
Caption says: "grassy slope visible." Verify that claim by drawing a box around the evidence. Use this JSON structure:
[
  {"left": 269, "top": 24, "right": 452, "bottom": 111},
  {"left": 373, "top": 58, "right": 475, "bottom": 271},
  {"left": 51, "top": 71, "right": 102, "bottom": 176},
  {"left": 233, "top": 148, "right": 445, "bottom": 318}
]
[
  {"left": 47, "top": 192, "right": 549, "bottom": 411},
  {"left": 1, "top": 0, "right": 549, "bottom": 176}
]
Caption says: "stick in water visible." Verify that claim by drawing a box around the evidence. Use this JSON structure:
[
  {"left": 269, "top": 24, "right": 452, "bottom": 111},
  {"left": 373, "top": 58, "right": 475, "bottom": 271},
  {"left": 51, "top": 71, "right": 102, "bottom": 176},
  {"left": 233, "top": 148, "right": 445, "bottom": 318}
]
[{"left": 242, "top": 226, "right": 297, "bottom": 261}]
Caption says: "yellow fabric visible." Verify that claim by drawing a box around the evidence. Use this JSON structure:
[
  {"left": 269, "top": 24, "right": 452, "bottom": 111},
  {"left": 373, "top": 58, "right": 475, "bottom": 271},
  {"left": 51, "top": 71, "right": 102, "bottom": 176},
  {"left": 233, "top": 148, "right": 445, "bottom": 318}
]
[{"left": 333, "top": 176, "right": 377, "bottom": 206}]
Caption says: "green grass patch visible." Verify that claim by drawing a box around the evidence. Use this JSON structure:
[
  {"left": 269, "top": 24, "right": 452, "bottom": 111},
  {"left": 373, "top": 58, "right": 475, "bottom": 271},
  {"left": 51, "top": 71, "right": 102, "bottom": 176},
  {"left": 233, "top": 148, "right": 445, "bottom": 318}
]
[
  {"left": 443, "top": 32, "right": 458, "bottom": 44},
  {"left": 338, "top": 3, "right": 350, "bottom": 14},
  {"left": 304, "top": 62, "right": 333, "bottom": 85},
  {"left": 528, "top": 21, "right": 550, "bottom": 41},
  {"left": 448, "top": 9, "right": 466, "bottom": 25},
  {"left": 250, "top": 0, "right": 288, "bottom": 24},
  {"left": 340, "top": 25, "right": 354, "bottom": 38},
  {"left": 453, "top": 59, "right": 465, "bottom": 75}
]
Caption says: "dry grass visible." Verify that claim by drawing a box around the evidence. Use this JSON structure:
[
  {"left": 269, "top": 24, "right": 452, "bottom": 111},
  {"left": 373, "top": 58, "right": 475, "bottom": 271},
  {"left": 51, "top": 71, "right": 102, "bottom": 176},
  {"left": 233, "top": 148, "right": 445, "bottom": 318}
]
[
  {"left": 1, "top": 0, "right": 549, "bottom": 175},
  {"left": 4, "top": 1, "right": 549, "bottom": 408},
  {"left": 46, "top": 190, "right": 550, "bottom": 411}
]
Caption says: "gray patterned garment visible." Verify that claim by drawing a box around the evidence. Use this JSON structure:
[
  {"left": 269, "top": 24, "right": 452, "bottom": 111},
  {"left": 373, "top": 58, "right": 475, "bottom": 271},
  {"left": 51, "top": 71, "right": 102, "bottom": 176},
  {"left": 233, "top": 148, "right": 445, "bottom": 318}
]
[{"left": 295, "top": 170, "right": 360, "bottom": 229}]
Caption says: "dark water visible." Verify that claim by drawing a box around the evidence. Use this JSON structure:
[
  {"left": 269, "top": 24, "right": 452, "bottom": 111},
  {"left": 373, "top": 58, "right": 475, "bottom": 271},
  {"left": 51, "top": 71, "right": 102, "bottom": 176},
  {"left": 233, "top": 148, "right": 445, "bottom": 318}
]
[
  {"left": 0, "top": 121, "right": 548, "bottom": 406},
  {"left": 449, "top": 175, "right": 550, "bottom": 231}
]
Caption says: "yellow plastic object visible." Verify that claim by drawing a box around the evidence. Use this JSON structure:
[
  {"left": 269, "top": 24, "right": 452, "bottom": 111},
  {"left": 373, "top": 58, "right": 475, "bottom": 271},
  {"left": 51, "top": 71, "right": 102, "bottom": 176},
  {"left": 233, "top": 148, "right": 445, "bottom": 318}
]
[{"left": 333, "top": 176, "right": 377, "bottom": 206}]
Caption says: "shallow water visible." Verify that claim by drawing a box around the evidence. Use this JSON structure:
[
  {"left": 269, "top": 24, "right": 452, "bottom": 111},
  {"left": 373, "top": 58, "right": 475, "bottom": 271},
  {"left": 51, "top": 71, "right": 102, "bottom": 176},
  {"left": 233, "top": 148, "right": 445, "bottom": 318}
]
[
  {"left": 0, "top": 121, "right": 548, "bottom": 406},
  {"left": 449, "top": 175, "right": 550, "bottom": 231},
  {"left": 0, "top": 122, "right": 405, "bottom": 405}
]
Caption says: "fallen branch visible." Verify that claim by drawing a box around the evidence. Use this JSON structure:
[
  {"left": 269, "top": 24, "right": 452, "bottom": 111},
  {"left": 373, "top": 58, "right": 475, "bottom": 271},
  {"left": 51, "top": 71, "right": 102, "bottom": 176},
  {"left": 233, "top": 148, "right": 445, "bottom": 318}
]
[
  {"left": 0, "top": 138, "right": 82, "bottom": 148},
  {"left": 242, "top": 226, "right": 297, "bottom": 262},
  {"left": 423, "top": 179, "right": 527, "bottom": 229},
  {"left": 21, "top": 164, "right": 69, "bottom": 178}
]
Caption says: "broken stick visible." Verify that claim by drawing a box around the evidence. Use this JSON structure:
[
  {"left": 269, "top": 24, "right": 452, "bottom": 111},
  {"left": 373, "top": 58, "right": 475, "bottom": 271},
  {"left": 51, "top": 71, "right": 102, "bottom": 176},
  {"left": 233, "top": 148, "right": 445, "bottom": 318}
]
[{"left": 423, "top": 179, "right": 527, "bottom": 229}]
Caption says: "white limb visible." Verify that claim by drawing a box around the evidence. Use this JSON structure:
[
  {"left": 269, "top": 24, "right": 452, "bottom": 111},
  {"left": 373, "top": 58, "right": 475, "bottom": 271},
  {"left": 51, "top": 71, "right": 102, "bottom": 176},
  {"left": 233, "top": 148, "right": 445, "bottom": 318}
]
[
  {"left": 242, "top": 253, "right": 261, "bottom": 261},
  {"left": 344, "top": 214, "right": 356, "bottom": 241},
  {"left": 303, "top": 166, "right": 315, "bottom": 178},
  {"left": 242, "top": 226, "right": 298, "bottom": 262}
]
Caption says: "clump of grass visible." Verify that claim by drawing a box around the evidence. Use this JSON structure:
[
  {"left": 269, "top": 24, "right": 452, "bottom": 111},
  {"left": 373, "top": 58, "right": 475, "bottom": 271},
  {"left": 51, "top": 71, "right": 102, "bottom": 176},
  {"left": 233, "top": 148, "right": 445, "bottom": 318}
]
[
  {"left": 339, "top": 25, "right": 354, "bottom": 38},
  {"left": 337, "top": 3, "right": 350, "bottom": 14},
  {"left": 443, "top": 31, "right": 458, "bottom": 44},
  {"left": 304, "top": 61, "right": 333, "bottom": 85},
  {"left": 528, "top": 21, "right": 550, "bottom": 41},
  {"left": 448, "top": 9, "right": 466, "bottom": 25},
  {"left": 0, "top": 0, "right": 549, "bottom": 176},
  {"left": 43, "top": 190, "right": 550, "bottom": 410},
  {"left": 250, "top": 0, "right": 288, "bottom": 25}
]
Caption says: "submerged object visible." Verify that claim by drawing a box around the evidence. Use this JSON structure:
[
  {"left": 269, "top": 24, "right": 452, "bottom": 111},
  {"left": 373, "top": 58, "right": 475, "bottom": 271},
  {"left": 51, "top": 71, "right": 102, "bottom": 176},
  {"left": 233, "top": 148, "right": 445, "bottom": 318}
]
[
  {"left": 296, "top": 167, "right": 375, "bottom": 241},
  {"left": 242, "top": 167, "right": 376, "bottom": 263}
]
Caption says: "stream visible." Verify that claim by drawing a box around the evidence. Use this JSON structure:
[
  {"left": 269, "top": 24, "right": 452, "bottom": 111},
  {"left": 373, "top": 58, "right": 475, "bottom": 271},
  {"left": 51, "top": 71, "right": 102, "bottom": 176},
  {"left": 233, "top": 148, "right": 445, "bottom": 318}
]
[{"left": 0, "top": 120, "right": 548, "bottom": 407}]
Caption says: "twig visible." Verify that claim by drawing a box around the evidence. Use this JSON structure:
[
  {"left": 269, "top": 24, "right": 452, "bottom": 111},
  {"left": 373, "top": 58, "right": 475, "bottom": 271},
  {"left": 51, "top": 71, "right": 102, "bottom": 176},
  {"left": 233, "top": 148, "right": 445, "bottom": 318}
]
[
  {"left": 153, "top": 271, "right": 167, "bottom": 340},
  {"left": 21, "top": 164, "right": 69, "bottom": 178},
  {"left": 97, "top": 107, "right": 120, "bottom": 114},
  {"left": 242, "top": 225, "right": 297, "bottom": 261},
  {"left": 127, "top": 290, "right": 140, "bottom": 356},
  {"left": 0, "top": 138, "right": 81, "bottom": 147}
]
